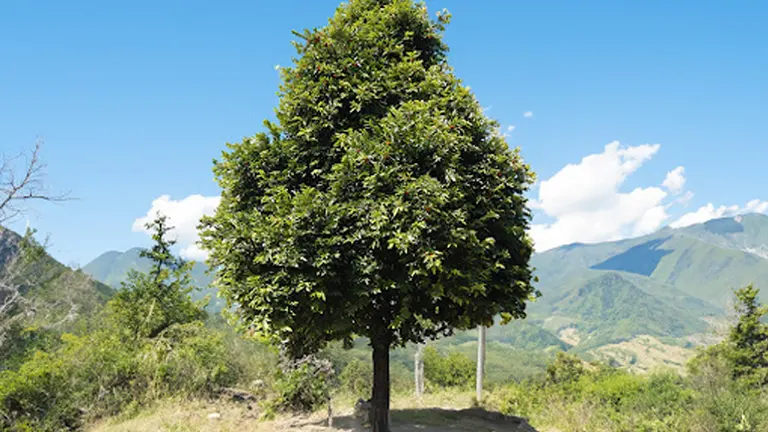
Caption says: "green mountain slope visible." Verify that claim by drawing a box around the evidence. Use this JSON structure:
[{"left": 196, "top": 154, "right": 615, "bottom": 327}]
[
  {"left": 543, "top": 272, "right": 708, "bottom": 350},
  {"left": 83, "top": 248, "right": 222, "bottom": 311},
  {"left": 449, "top": 319, "right": 569, "bottom": 351},
  {"left": 533, "top": 214, "right": 768, "bottom": 308},
  {"left": 645, "top": 234, "right": 768, "bottom": 306},
  {"left": 516, "top": 213, "right": 768, "bottom": 367},
  {"left": 1, "top": 227, "right": 114, "bottom": 363}
]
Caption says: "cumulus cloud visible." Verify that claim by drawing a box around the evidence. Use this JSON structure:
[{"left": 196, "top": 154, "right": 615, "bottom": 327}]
[
  {"left": 669, "top": 204, "right": 739, "bottom": 228},
  {"left": 133, "top": 194, "right": 220, "bottom": 260},
  {"left": 523, "top": 111, "right": 533, "bottom": 118},
  {"left": 662, "top": 166, "right": 686, "bottom": 194},
  {"left": 529, "top": 141, "right": 675, "bottom": 251},
  {"left": 670, "top": 199, "right": 768, "bottom": 228},
  {"left": 746, "top": 199, "right": 768, "bottom": 213}
]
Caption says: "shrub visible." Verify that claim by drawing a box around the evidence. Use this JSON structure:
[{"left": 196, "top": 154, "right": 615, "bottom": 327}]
[
  {"left": 545, "top": 351, "right": 586, "bottom": 385},
  {"left": 422, "top": 346, "right": 474, "bottom": 389},
  {"left": 265, "top": 355, "right": 334, "bottom": 416},
  {"left": 339, "top": 359, "right": 372, "bottom": 398},
  {"left": 498, "top": 382, "right": 544, "bottom": 419},
  {"left": 0, "top": 350, "right": 79, "bottom": 431},
  {"left": 0, "top": 323, "right": 236, "bottom": 431}
]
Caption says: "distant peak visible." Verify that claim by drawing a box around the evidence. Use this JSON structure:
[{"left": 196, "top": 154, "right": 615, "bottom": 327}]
[{"left": 555, "top": 242, "right": 586, "bottom": 251}]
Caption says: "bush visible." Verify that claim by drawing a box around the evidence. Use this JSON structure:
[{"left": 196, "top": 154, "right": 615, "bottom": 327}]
[
  {"left": 545, "top": 351, "right": 586, "bottom": 385},
  {"left": 339, "top": 359, "right": 372, "bottom": 398},
  {"left": 0, "top": 322, "right": 236, "bottom": 431},
  {"left": 498, "top": 382, "right": 544, "bottom": 419},
  {"left": 0, "top": 350, "right": 80, "bottom": 431},
  {"left": 264, "top": 355, "right": 334, "bottom": 416},
  {"left": 423, "top": 346, "right": 474, "bottom": 389}
]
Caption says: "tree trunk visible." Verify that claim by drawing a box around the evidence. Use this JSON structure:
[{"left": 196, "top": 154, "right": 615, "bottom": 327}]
[
  {"left": 476, "top": 325, "right": 486, "bottom": 403},
  {"left": 371, "top": 340, "right": 391, "bottom": 432},
  {"left": 414, "top": 343, "right": 424, "bottom": 398}
]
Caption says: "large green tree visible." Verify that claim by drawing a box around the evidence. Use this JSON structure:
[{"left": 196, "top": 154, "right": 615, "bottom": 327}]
[{"left": 200, "top": 1, "right": 536, "bottom": 429}]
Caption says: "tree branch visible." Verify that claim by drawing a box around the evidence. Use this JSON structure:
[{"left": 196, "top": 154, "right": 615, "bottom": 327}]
[{"left": 0, "top": 139, "right": 72, "bottom": 224}]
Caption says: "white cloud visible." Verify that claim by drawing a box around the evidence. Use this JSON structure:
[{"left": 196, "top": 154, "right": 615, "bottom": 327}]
[
  {"left": 274, "top": 64, "right": 281, "bottom": 70},
  {"left": 133, "top": 194, "right": 220, "bottom": 260},
  {"left": 669, "top": 203, "right": 739, "bottom": 228},
  {"left": 529, "top": 141, "right": 673, "bottom": 251},
  {"left": 662, "top": 166, "right": 686, "bottom": 194},
  {"left": 180, "top": 244, "right": 210, "bottom": 262},
  {"left": 523, "top": 111, "right": 533, "bottom": 118},
  {"left": 507, "top": 125, "right": 515, "bottom": 133},
  {"left": 670, "top": 199, "right": 768, "bottom": 228},
  {"left": 746, "top": 199, "right": 768, "bottom": 213},
  {"left": 676, "top": 190, "right": 694, "bottom": 206}
]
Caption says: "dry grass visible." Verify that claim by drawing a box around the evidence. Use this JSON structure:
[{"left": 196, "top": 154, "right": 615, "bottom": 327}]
[
  {"left": 591, "top": 335, "right": 692, "bottom": 373},
  {"left": 87, "top": 390, "right": 538, "bottom": 432},
  {"left": 87, "top": 398, "right": 266, "bottom": 432}
]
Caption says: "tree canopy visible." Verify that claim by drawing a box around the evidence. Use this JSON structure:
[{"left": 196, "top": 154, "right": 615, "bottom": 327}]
[{"left": 200, "top": 0, "right": 537, "bottom": 429}]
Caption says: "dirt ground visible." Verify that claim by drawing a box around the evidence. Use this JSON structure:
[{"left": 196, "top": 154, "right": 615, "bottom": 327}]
[
  {"left": 89, "top": 399, "right": 539, "bottom": 432},
  {"left": 275, "top": 407, "right": 538, "bottom": 431}
]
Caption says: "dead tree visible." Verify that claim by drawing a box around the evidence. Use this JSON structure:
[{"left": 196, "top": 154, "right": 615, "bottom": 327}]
[
  {"left": 1, "top": 139, "right": 69, "bottom": 224},
  {"left": 0, "top": 140, "right": 69, "bottom": 348}
]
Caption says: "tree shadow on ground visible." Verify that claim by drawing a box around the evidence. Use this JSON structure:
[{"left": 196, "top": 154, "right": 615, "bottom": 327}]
[{"left": 318, "top": 407, "right": 538, "bottom": 432}]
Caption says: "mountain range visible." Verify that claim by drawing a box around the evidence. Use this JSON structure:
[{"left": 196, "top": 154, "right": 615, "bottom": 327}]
[{"left": 5, "top": 213, "right": 767, "bottom": 372}]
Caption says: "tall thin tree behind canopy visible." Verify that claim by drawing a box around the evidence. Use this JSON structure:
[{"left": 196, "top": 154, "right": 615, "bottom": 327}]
[{"left": 200, "top": 1, "right": 537, "bottom": 430}]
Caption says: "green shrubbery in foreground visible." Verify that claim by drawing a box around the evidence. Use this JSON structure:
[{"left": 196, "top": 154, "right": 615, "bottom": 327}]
[
  {"left": 495, "top": 352, "right": 767, "bottom": 432},
  {"left": 0, "top": 215, "right": 244, "bottom": 431},
  {"left": 491, "top": 284, "right": 768, "bottom": 432}
]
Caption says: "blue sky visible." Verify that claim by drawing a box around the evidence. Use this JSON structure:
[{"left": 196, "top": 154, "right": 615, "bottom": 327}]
[{"left": 1, "top": 0, "right": 766, "bottom": 265}]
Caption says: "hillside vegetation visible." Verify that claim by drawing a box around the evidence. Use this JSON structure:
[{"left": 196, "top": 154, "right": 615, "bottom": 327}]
[
  {"left": 3, "top": 214, "right": 768, "bottom": 431},
  {"left": 77, "top": 214, "right": 768, "bottom": 373}
]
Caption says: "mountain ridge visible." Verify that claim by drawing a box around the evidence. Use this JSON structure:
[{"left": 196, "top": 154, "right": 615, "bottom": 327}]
[
  {"left": 82, "top": 247, "right": 223, "bottom": 311},
  {"left": 78, "top": 213, "right": 768, "bottom": 368}
]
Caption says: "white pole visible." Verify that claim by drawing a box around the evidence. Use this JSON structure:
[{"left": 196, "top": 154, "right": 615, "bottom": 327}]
[
  {"left": 415, "top": 343, "right": 425, "bottom": 398},
  {"left": 476, "top": 325, "right": 486, "bottom": 403}
]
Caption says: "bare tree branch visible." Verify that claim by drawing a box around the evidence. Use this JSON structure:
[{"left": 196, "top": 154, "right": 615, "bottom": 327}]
[{"left": 0, "top": 139, "right": 71, "bottom": 224}]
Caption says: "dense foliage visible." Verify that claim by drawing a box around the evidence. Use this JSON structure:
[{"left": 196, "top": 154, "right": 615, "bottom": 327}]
[
  {"left": 199, "top": 1, "right": 536, "bottom": 428},
  {"left": 422, "top": 345, "right": 474, "bottom": 388},
  {"left": 263, "top": 355, "right": 334, "bottom": 417}
]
